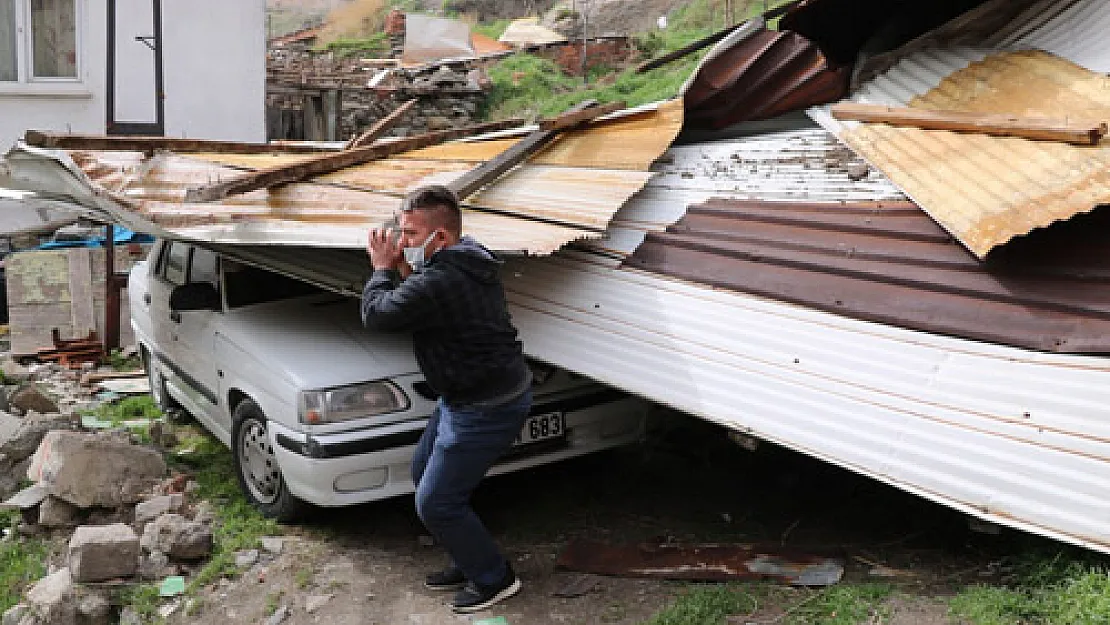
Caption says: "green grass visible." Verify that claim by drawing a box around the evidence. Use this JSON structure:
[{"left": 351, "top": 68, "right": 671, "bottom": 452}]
[
  {"left": 320, "top": 33, "right": 390, "bottom": 58},
  {"left": 104, "top": 348, "right": 142, "bottom": 371},
  {"left": 170, "top": 427, "right": 281, "bottom": 591},
  {"left": 644, "top": 584, "right": 760, "bottom": 625},
  {"left": 0, "top": 511, "right": 48, "bottom": 614},
  {"left": 471, "top": 18, "right": 510, "bottom": 41},
  {"left": 644, "top": 583, "right": 894, "bottom": 625},
  {"left": 950, "top": 552, "right": 1110, "bottom": 625}
]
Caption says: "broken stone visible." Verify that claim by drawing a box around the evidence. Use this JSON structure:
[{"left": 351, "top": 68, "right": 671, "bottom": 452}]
[
  {"left": 38, "top": 496, "right": 82, "bottom": 528},
  {"left": 260, "top": 536, "right": 284, "bottom": 555},
  {"left": 235, "top": 549, "right": 259, "bottom": 568},
  {"left": 1, "top": 358, "right": 33, "bottom": 384},
  {"left": 1, "top": 605, "right": 31, "bottom": 625},
  {"left": 75, "top": 589, "right": 111, "bottom": 625},
  {"left": 134, "top": 495, "right": 184, "bottom": 532},
  {"left": 68, "top": 524, "right": 140, "bottom": 583},
  {"left": 9, "top": 385, "right": 59, "bottom": 415},
  {"left": 266, "top": 605, "right": 289, "bottom": 625},
  {"left": 137, "top": 551, "right": 176, "bottom": 581},
  {"left": 0, "top": 412, "right": 71, "bottom": 500},
  {"left": 0, "top": 484, "right": 49, "bottom": 511},
  {"left": 27, "top": 431, "right": 166, "bottom": 508},
  {"left": 141, "top": 514, "right": 213, "bottom": 560},
  {"left": 305, "top": 594, "right": 333, "bottom": 614},
  {"left": 192, "top": 501, "right": 216, "bottom": 525},
  {"left": 117, "top": 608, "right": 141, "bottom": 625},
  {"left": 25, "top": 569, "right": 76, "bottom": 625}
]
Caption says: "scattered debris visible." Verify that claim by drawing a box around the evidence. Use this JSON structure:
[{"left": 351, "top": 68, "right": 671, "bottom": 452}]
[
  {"left": 36, "top": 496, "right": 81, "bottom": 528},
  {"left": 266, "top": 604, "right": 290, "bottom": 625},
  {"left": 551, "top": 573, "right": 603, "bottom": 598},
  {"left": 235, "top": 549, "right": 260, "bottom": 568},
  {"left": 134, "top": 494, "right": 185, "bottom": 532},
  {"left": 260, "top": 536, "right": 284, "bottom": 555},
  {"left": 26, "top": 430, "right": 166, "bottom": 508},
  {"left": 140, "top": 513, "right": 214, "bottom": 560},
  {"left": 158, "top": 576, "right": 186, "bottom": 598},
  {"left": 8, "top": 384, "right": 60, "bottom": 415},
  {"left": 24, "top": 569, "right": 76, "bottom": 624},
  {"left": 304, "top": 593, "right": 333, "bottom": 614},
  {"left": 67, "top": 524, "right": 141, "bottom": 583},
  {"left": 35, "top": 330, "right": 105, "bottom": 370},
  {"left": 557, "top": 540, "right": 845, "bottom": 586}
]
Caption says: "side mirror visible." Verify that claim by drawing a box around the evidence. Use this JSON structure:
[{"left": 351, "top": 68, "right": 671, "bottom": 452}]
[{"left": 169, "top": 283, "right": 220, "bottom": 312}]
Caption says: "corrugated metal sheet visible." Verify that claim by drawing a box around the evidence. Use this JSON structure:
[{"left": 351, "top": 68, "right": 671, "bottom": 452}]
[
  {"left": 625, "top": 198, "right": 1110, "bottom": 354},
  {"left": 810, "top": 0, "right": 1110, "bottom": 258},
  {"left": 683, "top": 20, "right": 850, "bottom": 130},
  {"left": 837, "top": 50, "right": 1110, "bottom": 258},
  {"left": 0, "top": 101, "right": 682, "bottom": 255},
  {"left": 118, "top": 129, "right": 1110, "bottom": 552}
]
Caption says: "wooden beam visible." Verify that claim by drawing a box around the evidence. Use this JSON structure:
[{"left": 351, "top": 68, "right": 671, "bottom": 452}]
[
  {"left": 448, "top": 101, "right": 605, "bottom": 201},
  {"left": 345, "top": 99, "right": 418, "bottom": 150},
  {"left": 24, "top": 131, "right": 333, "bottom": 154},
  {"left": 830, "top": 103, "right": 1108, "bottom": 146},
  {"left": 183, "top": 118, "right": 526, "bottom": 203},
  {"left": 539, "top": 101, "right": 625, "bottom": 131}
]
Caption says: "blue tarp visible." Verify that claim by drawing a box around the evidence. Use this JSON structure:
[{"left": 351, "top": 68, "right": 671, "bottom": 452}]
[{"left": 37, "top": 228, "right": 154, "bottom": 250}]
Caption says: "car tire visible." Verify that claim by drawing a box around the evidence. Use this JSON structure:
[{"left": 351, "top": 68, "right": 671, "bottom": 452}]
[
  {"left": 142, "top": 347, "right": 185, "bottom": 420},
  {"left": 232, "top": 399, "right": 309, "bottom": 522}
]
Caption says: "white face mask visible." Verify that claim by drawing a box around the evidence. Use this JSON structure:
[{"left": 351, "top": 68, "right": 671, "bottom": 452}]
[{"left": 403, "top": 231, "right": 438, "bottom": 270}]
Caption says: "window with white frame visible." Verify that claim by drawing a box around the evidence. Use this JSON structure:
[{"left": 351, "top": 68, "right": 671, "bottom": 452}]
[{"left": 0, "top": 0, "right": 79, "bottom": 84}]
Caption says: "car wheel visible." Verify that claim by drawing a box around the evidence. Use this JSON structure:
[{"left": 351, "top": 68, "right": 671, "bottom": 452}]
[
  {"left": 232, "top": 399, "right": 308, "bottom": 522},
  {"left": 142, "top": 347, "right": 185, "bottom": 419}
]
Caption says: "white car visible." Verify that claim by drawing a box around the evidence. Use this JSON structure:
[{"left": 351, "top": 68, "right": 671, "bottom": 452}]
[{"left": 130, "top": 240, "right": 649, "bottom": 520}]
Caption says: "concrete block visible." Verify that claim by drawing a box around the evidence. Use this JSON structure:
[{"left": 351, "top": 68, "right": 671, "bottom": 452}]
[
  {"left": 67, "top": 524, "right": 140, "bottom": 583},
  {"left": 27, "top": 431, "right": 165, "bottom": 508}
]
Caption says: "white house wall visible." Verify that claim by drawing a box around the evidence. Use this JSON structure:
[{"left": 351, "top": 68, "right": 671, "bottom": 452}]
[
  {"left": 0, "top": 0, "right": 109, "bottom": 148},
  {"left": 0, "top": 0, "right": 264, "bottom": 148},
  {"left": 160, "top": 0, "right": 265, "bottom": 142}
]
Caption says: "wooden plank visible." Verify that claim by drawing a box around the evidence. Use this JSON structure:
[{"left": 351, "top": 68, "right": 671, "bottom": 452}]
[
  {"left": 345, "top": 98, "right": 418, "bottom": 150},
  {"left": 830, "top": 103, "right": 1108, "bottom": 146},
  {"left": 184, "top": 118, "right": 527, "bottom": 203},
  {"left": 24, "top": 131, "right": 334, "bottom": 154},
  {"left": 538, "top": 101, "right": 626, "bottom": 131},
  {"left": 67, "top": 248, "right": 97, "bottom": 338},
  {"left": 448, "top": 101, "right": 607, "bottom": 201}
]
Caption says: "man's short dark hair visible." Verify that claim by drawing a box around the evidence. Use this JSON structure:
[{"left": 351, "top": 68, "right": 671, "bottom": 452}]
[{"left": 402, "top": 185, "right": 462, "bottom": 235}]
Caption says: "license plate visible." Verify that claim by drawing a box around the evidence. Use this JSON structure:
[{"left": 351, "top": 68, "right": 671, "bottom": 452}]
[{"left": 514, "top": 412, "right": 566, "bottom": 446}]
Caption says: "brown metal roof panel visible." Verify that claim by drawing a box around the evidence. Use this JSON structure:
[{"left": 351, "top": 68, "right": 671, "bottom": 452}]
[{"left": 625, "top": 199, "right": 1110, "bottom": 354}]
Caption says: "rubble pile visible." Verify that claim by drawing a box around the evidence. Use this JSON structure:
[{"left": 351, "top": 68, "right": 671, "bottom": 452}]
[
  {"left": 267, "top": 48, "right": 489, "bottom": 141},
  {"left": 0, "top": 355, "right": 245, "bottom": 625}
]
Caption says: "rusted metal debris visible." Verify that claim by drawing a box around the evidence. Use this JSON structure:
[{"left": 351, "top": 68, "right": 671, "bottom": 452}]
[
  {"left": 557, "top": 539, "right": 844, "bottom": 586},
  {"left": 683, "top": 25, "right": 850, "bottom": 129},
  {"left": 23, "top": 131, "right": 333, "bottom": 155},
  {"left": 625, "top": 198, "right": 1110, "bottom": 354},
  {"left": 36, "top": 329, "right": 105, "bottom": 369}
]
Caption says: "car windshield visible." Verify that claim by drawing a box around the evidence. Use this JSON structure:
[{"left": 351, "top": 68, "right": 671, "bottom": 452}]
[{"left": 224, "top": 261, "right": 322, "bottom": 308}]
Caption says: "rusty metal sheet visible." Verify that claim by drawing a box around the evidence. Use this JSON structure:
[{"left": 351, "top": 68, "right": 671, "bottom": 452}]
[
  {"left": 625, "top": 197, "right": 1110, "bottom": 354},
  {"left": 557, "top": 540, "right": 844, "bottom": 586},
  {"left": 838, "top": 50, "right": 1110, "bottom": 258},
  {"left": 683, "top": 24, "right": 849, "bottom": 130}
]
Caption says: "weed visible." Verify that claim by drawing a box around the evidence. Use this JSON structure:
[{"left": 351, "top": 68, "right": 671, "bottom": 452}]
[
  {"left": 644, "top": 584, "right": 759, "bottom": 625},
  {"left": 92, "top": 395, "right": 162, "bottom": 425},
  {"left": 119, "top": 584, "right": 162, "bottom": 623},
  {"left": 169, "top": 426, "right": 280, "bottom": 593},
  {"left": 104, "top": 348, "right": 141, "bottom": 371},
  {"left": 0, "top": 532, "right": 48, "bottom": 614},
  {"left": 295, "top": 567, "right": 314, "bottom": 590},
  {"left": 321, "top": 33, "right": 390, "bottom": 58},
  {"left": 470, "top": 18, "right": 510, "bottom": 40},
  {"left": 265, "top": 590, "right": 285, "bottom": 615},
  {"left": 782, "top": 583, "right": 893, "bottom": 625}
]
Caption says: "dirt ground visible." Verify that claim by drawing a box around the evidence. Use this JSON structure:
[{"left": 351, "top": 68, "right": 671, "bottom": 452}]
[{"left": 171, "top": 412, "right": 1027, "bottom": 625}]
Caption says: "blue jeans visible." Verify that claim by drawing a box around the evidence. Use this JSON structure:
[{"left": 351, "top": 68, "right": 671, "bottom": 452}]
[{"left": 411, "top": 389, "right": 533, "bottom": 587}]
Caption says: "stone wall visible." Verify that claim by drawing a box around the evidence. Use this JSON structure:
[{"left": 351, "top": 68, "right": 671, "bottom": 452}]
[{"left": 267, "top": 49, "right": 489, "bottom": 142}]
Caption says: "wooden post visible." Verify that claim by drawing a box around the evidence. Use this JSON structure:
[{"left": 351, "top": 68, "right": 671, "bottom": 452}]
[
  {"left": 345, "top": 98, "right": 418, "bottom": 150},
  {"left": 104, "top": 224, "right": 120, "bottom": 352}
]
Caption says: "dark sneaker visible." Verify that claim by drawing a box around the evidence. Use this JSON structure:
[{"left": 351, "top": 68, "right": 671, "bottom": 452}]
[
  {"left": 451, "top": 565, "right": 521, "bottom": 614},
  {"left": 425, "top": 566, "right": 466, "bottom": 591}
]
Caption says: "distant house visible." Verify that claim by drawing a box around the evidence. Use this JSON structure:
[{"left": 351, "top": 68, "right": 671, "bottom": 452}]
[{"left": 0, "top": 0, "right": 266, "bottom": 147}]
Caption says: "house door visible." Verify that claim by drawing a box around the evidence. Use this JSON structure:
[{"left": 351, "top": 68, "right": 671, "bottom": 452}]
[{"left": 106, "top": 0, "right": 163, "bottom": 135}]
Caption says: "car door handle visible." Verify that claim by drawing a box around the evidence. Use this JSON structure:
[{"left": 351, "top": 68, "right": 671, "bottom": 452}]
[
  {"left": 169, "top": 311, "right": 181, "bottom": 323},
  {"left": 143, "top": 293, "right": 152, "bottom": 305}
]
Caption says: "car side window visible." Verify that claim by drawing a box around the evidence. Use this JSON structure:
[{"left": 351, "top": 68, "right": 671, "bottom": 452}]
[
  {"left": 161, "top": 242, "right": 189, "bottom": 286},
  {"left": 189, "top": 247, "right": 219, "bottom": 288}
]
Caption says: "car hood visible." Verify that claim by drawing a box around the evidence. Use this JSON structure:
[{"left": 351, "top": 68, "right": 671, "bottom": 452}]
[{"left": 217, "top": 294, "right": 419, "bottom": 390}]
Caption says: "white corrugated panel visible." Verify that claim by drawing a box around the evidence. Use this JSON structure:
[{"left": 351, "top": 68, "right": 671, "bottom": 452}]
[
  {"left": 506, "top": 253, "right": 1110, "bottom": 552},
  {"left": 996, "top": 0, "right": 1110, "bottom": 72}
]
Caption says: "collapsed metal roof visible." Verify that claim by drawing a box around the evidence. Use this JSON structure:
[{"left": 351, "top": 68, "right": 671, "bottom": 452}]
[
  {"left": 811, "top": 0, "right": 1110, "bottom": 258},
  {"left": 0, "top": 101, "right": 682, "bottom": 255}
]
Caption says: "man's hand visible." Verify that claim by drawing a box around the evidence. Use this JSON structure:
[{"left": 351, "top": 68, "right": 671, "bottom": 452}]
[{"left": 368, "top": 227, "right": 403, "bottom": 271}]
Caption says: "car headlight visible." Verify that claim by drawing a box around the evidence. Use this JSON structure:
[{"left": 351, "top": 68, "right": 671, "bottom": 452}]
[{"left": 298, "top": 381, "right": 410, "bottom": 425}]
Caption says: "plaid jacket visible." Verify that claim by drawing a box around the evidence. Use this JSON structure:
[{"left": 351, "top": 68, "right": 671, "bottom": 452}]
[{"left": 361, "top": 237, "right": 530, "bottom": 406}]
